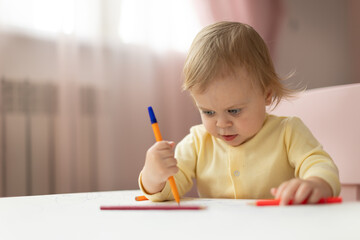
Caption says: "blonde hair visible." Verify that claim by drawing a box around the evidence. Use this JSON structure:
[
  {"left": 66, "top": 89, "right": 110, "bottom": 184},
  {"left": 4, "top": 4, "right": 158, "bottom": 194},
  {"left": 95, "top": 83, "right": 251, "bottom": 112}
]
[{"left": 183, "top": 21, "right": 295, "bottom": 107}]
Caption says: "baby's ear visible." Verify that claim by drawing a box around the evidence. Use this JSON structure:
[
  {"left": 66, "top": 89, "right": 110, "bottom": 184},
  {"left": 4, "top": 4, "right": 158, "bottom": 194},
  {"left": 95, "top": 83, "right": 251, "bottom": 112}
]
[{"left": 265, "top": 89, "right": 273, "bottom": 105}]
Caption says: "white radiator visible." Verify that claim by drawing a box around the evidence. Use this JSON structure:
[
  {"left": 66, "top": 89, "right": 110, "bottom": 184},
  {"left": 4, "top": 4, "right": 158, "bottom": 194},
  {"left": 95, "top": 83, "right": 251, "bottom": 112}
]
[{"left": 0, "top": 78, "right": 98, "bottom": 197}]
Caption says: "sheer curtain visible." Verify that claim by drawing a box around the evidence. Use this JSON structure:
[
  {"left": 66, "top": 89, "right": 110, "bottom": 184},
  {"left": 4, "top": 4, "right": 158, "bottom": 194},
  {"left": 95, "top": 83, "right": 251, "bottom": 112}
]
[
  {"left": 0, "top": 0, "right": 285, "bottom": 197},
  {"left": 98, "top": 0, "right": 203, "bottom": 193},
  {"left": 0, "top": 0, "right": 202, "bottom": 196}
]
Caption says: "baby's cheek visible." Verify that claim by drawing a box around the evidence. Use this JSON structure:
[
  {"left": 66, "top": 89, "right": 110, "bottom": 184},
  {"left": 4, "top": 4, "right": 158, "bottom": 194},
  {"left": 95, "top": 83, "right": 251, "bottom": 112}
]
[{"left": 203, "top": 122, "right": 216, "bottom": 135}]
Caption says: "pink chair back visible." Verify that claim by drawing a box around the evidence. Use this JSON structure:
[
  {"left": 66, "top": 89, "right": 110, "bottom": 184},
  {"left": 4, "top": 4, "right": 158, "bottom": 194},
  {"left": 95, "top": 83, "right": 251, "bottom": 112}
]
[{"left": 271, "top": 83, "right": 360, "bottom": 201}]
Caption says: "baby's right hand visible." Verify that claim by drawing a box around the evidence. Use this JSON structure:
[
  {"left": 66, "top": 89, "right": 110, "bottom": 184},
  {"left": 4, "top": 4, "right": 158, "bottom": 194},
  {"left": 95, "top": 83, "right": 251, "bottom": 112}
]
[{"left": 141, "top": 141, "right": 178, "bottom": 194}]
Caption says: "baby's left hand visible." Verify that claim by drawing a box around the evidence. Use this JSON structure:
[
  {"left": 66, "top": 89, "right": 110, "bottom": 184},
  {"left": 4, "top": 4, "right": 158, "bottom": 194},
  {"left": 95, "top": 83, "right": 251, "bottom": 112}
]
[{"left": 270, "top": 177, "right": 333, "bottom": 205}]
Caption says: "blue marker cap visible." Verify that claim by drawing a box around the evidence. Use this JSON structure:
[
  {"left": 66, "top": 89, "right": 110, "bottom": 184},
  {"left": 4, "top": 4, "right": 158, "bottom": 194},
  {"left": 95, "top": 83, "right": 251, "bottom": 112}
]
[{"left": 148, "top": 106, "right": 157, "bottom": 124}]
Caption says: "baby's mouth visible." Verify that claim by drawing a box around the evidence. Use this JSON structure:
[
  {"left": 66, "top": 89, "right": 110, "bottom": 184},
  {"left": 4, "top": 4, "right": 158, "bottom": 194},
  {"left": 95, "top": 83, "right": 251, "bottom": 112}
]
[{"left": 221, "top": 134, "right": 238, "bottom": 141}]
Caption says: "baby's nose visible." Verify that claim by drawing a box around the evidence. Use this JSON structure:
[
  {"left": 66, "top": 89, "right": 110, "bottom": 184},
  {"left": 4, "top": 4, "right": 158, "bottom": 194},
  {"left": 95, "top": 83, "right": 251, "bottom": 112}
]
[{"left": 216, "top": 115, "right": 232, "bottom": 128}]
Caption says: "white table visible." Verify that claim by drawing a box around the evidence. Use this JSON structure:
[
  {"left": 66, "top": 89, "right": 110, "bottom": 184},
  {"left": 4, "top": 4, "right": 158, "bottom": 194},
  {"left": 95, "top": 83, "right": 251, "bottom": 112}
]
[{"left": 0, "top": 190, "right": 359, "bottom": 240}]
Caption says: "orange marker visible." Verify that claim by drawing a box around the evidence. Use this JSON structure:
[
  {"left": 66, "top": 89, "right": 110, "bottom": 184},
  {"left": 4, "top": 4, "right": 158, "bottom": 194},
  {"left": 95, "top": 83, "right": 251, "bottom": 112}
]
[
  {"left": 135, "top": 195, "right": 148, "bottom": 201},
  {"left": 250, "top": 196, "right": 342, "bottom": 206},
  {"left": 147, "top": 106, "right": 180, "bottom": 205}
]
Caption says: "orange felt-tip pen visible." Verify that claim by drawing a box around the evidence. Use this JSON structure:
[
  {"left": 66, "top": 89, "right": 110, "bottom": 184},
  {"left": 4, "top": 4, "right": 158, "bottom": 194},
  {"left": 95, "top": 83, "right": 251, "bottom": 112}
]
[
  {"left": 147, "top": 106, "right": 180, "bottom": 205},
  {"left": 135, "top": 195, "right": 148, "bottom": 201},
  {"left": 251, "top": 196, "right": 342, "bottom": 206}
]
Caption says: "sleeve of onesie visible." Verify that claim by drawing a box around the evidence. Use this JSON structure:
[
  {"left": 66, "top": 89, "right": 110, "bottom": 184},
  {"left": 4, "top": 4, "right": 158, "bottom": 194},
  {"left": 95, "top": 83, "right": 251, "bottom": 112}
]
[
  {"left": 138, "top": 129, "right": 198, "bottom": 202},
  {"left": 284, "top": 117, "right": 341, "bottom": 196}
]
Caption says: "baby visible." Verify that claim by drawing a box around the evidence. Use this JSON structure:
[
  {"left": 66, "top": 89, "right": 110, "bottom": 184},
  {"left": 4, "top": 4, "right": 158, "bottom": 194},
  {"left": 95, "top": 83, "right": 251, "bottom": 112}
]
[{"left": 139, "top": 21, "right": 340, "bottom": 205}]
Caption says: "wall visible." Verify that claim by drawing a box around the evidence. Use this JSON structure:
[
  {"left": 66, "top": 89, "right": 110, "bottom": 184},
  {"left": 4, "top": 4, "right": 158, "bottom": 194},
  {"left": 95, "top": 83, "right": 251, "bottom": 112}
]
[
  {"left": 0, "top": 0, "right": 359, "bottom": 196},
  {"left": 275, "top": 0, "right": 358, "bottom": 90}
]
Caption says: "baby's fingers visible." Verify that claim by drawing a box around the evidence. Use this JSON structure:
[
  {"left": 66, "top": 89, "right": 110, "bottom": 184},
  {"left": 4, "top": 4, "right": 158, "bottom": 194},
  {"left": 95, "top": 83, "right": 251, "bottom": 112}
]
[
  {"left": 278, "top": 179, "right": 302, "bottom": 205},
  {"left": 293, "top": 181, "right": 313, "bottom": 204},
  {"left": 274, "top": 181, "right": 289, "bottom": 200},
  {"left": 154, "top": 141, "right": 175, "bottom": 150},
  {"left": 270, "top": 187, "right": 277, "bottom": 196},
  {"left": 163, "top": 156, "right": 178, "bottom": 169},
  {"left": 305, "top": 188, "right": 323, "bottom": 204}
]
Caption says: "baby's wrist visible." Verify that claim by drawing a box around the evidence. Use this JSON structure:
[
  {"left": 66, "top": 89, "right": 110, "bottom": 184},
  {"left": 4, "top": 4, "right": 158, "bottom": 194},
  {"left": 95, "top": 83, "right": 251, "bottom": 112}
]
[{"left": 307, "top": 176, "right": 333, "bottom": 196}]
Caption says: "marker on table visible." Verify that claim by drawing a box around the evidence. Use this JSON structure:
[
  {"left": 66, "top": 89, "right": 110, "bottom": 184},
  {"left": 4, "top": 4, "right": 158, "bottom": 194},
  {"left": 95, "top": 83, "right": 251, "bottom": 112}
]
[
  {"left": 100, "top": 205, "right": 205, "bottom": 211},
  {"left": 250, "top": 196, "right": 342, "bottom": 206},
  {"left": 136, "top": 106, "right": 181, "bottom": 205},
  {"left": 135, "top": 195, "right": 148, "bottom": 201}
]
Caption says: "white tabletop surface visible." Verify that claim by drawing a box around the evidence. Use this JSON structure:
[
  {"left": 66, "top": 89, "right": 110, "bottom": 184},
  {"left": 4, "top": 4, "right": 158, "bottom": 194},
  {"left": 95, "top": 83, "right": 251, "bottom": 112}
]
[{"left": 0, "top": 190, "right": 359, "bottom": 240}]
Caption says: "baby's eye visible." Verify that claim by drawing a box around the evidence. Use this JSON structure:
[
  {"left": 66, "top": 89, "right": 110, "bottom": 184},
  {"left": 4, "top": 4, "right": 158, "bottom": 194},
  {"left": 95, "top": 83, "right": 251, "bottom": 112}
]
[
  {"left": 228, "top": 109, "right": 242, "bottom": 115},
  {"left": 202, "top": 110, "right": 215, "bottom": 116}
]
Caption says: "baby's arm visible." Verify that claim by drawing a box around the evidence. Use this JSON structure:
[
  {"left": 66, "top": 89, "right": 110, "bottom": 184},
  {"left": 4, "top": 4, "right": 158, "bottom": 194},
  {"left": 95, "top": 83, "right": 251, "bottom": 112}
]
[
  {"left": 141, "top": 141, "right": 178, "bottom": 194},
  {"left": 271, "top": 177, "right": 333, "bottom": 205},
  {"left": 272, "top": 117, "right": 340, "bottom": 205}
]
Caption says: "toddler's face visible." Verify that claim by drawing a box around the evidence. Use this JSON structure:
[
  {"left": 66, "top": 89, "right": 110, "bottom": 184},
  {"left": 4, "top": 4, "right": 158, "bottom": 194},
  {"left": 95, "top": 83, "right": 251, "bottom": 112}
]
[{"left": 191, "top": 68, "right": 271, "bottom": 147}]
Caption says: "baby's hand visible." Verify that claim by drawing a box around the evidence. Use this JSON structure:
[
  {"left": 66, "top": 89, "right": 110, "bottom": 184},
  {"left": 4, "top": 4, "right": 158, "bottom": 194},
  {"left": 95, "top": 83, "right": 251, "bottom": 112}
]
[
  {"left": 270, "top": 177, "right": 333, "bottom": 205},
  {"left": 141, "top": 141, "right": 178, "bottom": 194}
]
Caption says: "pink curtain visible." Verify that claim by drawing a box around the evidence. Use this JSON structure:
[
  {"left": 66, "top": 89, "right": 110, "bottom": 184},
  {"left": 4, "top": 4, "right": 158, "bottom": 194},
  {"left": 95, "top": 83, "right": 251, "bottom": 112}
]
[
  {"left": 0, "top": 1, "right": 203, "bottom": 197},
  {"left": 193, "top": 0, "right": 284, "bottom": 57}
]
